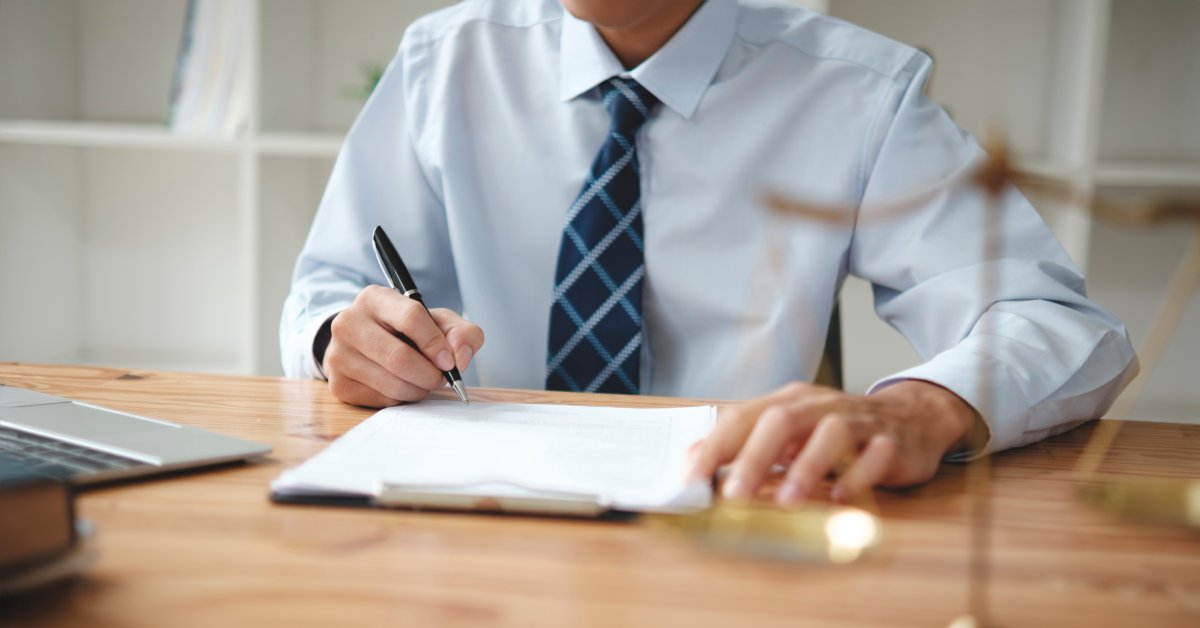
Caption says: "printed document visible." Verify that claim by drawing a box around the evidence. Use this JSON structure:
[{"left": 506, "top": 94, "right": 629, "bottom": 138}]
[{"left": 271, "top": 401, "right": 717, "bottom": 513}]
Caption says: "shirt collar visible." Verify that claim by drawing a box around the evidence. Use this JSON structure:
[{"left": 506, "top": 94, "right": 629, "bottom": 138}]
[{"left": 558, "top": 0, "right": 738, "bottom": 120}]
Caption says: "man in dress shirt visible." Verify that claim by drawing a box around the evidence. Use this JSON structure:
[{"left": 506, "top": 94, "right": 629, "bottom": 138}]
[{"left": 281, "top": 0, "right": 1138, "bottom": 504}]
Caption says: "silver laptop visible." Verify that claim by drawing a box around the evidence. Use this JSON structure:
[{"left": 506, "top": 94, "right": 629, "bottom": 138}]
[{"left": 0, "top": 384, "right": 270, "bottom": 485}]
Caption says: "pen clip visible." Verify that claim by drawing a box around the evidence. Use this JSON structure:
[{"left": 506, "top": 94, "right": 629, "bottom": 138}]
[
  {"left": 372, "top": 226, "right": 420, "bottom": 296},
  {"left": 371, "top": 242, "right": 400, "bottom": 292}
]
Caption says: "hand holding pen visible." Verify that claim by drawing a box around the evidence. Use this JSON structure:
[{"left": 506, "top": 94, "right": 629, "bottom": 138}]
[
  {"left": 371, "top": 226, "right": 470, "bottom": 404},
  {"left": 317, "top": 226, "right": 482, "bottom": 408}
]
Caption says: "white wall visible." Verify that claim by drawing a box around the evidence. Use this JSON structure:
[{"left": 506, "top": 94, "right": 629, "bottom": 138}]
[
  {"left": 0, "top": 145, "right": 83, "bottom": 362},
  {"left": 79, "top": 150, "right": 244, "bottom": 370}
]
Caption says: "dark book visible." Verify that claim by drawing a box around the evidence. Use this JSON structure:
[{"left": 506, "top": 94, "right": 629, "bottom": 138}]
[{"left": 0, "top": 462, "right": 75, "bottom": 577}]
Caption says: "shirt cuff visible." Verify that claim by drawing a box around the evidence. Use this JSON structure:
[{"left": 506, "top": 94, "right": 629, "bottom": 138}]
[
  {"left": 297, "top": 310, "right": 341, "bottom": 381},
  {"left": 867, "top": 348, "right": 1029, "bottom": 462}
]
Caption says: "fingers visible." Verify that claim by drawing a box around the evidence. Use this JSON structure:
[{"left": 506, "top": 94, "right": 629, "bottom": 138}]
[
  {"left": 830, "top": 433, "right": 896, "bottom": 504},
  {"left": 775, "top": 415, "right": 856, "bottom": 506},
  {"left": 324, "top": 340, "right": 434, "bottom": 406},
  {"left": 327, "top": 370, "right": 401, "bottom": 408},
  {"left": 332, "top": 306, "right": 444, "bottom": 390},
  {"left": 722, "top": 405, "right": 820, "bottom": 501},
  {"left": 686, "top": 382, "right": 821, "bottom": 481},
  {"left": 689, "top": 381, "right": 957, "bottom": 506},
  {"left": 685, "top": 404, "right": 760, "bottom": 482},
  {"left": 364, "top": 286, "right": 456, "bottom": 372},
  {"left": 429, "top": 308, "right": 485, "bottom": 370}
]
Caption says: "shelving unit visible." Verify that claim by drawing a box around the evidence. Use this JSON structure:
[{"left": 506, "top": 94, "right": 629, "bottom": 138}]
[
  {"left": 0, "top": 0, "right": 433, "bottom": 375},
  {"left": 1, "top": 0, "right": 1196, "bottom": 420}
]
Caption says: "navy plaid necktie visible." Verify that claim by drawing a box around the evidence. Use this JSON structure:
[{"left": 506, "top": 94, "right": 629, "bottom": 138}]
[{"left": 546, "top": 77, "right": 659, "bottom": 394}]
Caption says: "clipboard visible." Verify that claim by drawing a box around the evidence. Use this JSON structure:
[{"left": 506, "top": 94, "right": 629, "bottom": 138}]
[
  {"left": 268, "top": 400, "right": 716, "bottom": 518},
  {"left": 270, "top": 480, "right": 637, "bottom": 519}
]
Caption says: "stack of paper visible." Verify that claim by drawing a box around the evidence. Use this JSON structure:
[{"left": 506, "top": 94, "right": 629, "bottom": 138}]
[
  {"left": 167, "top": 0, "right": 251, "bottom": 137},
  {"left": 272, "top": 401, "right": 717, "bottom": 515}
]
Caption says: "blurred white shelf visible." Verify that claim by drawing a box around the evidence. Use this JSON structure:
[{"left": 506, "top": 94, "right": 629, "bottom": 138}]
[
  {"left": 1016, "top": 156, "right": 1087, "bottom": 185},
  {"left": 256, "top": 131, "right": 343, "bottom": 157},
  {"left": 0, "top": 120, "right": 347, "bottom": 160},
  {"left": 1010, "top": 156, "right": 1200, "bottom": 189},
  {"left": 0, "top": 119, "right": 241, "bottom": 153},
  {"left": 1095, "top": 161, "right": 1200, "bottom": 188}
]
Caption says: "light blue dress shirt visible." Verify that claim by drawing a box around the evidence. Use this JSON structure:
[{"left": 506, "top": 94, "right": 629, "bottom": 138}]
[{"left": 281, "top": 0, "right": 1138, "bottom": 456}]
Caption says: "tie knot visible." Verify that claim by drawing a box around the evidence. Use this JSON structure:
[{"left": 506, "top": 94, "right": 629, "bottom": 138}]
[{"left": 600, "top": 77, "right": 659, "bottom": 134}]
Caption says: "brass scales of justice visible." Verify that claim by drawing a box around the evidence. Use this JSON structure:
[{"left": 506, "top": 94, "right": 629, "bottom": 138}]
[{"left": 643, "top": 127, "right": 1200, "bottom": 627}]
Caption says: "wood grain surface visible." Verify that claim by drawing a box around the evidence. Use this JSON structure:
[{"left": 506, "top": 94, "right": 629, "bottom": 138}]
[{"left": 0, "top": 363, "right": 1197, "bottom": 627}]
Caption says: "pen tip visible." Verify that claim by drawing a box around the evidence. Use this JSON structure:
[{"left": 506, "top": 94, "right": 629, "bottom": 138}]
[{"left": 452, "top": 380, "right": 469, "bottom": 405}]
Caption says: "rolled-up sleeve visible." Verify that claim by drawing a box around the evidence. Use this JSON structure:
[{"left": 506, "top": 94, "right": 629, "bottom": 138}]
[
  {"left": 848, "top": 52, "right": 1139, "bottom": 457},
  {"left": 280, "top": 28, "right": 461, "bottom": 379}
]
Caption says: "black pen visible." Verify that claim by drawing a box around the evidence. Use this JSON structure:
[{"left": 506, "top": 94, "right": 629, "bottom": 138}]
[{"left": 371, "top": 226, "right": 469, "bottom": 405}]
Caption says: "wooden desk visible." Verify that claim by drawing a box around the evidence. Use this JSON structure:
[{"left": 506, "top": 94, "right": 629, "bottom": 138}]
[{"left": 0, "top": 364, "right": 1197, "bottom": 627}]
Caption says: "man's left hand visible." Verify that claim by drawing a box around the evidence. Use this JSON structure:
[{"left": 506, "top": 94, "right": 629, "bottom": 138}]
[{"left": 685, "top": 380, "right": 984, "bottom": 505}]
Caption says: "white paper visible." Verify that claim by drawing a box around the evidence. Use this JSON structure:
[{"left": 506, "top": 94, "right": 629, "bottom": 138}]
[{"left": 272, "top": 400, "right": 716, "bottom": 513}]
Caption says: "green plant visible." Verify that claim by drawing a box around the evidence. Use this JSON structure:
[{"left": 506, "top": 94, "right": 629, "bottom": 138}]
[{"left": 343, "top": 62, "right": 386, "bottom": 102}]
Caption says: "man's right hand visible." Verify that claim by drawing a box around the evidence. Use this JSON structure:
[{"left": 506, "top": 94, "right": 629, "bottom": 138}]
[{"left": 322, "top": 285, "right": 484, "bottom": 407}]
